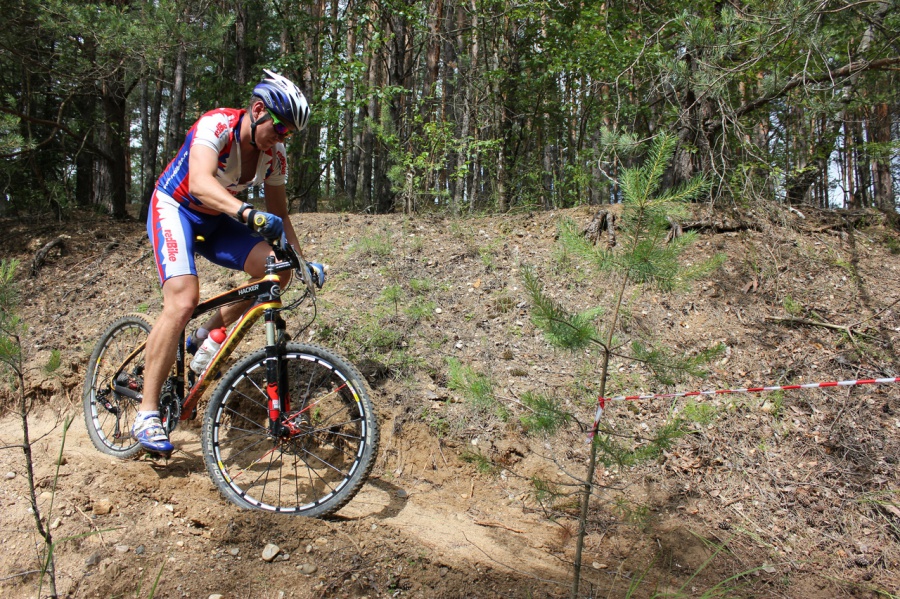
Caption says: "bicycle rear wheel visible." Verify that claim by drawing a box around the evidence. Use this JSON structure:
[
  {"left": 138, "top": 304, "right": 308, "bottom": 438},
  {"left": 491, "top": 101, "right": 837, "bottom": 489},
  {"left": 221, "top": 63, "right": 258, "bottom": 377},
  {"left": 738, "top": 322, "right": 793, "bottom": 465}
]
[
  {"left": 83, "top": 314, "right": 150, "bottom": 459},
  {"left": 202, "top": 342, "right": 379, "bottom": 517}
]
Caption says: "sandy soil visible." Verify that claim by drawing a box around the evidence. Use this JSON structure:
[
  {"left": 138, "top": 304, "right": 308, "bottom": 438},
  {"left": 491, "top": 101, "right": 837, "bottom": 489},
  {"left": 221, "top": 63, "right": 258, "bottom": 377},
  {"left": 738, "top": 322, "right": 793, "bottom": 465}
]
[{"left": 0, "top": 205, "right": 897, "bottom": 598}]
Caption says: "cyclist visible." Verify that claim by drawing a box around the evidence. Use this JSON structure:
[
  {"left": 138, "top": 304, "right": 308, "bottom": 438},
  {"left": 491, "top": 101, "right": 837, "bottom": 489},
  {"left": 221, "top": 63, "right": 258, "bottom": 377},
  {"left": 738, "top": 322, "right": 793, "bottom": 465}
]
[{"left": 136, "top": 69, "right": 313, "bottom": 456}]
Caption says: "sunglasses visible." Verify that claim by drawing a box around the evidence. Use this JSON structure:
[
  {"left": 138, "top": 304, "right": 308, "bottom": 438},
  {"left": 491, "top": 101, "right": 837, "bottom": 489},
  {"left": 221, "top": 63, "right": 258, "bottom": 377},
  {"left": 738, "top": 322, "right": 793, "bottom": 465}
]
[{"left": 266, "top": 109, "right": 294, "bottom": 139}]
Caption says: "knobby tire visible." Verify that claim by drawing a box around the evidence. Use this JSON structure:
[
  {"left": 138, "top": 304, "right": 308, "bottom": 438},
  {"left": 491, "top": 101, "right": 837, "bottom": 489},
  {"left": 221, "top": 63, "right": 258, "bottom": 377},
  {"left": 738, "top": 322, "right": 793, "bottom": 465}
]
[
  {"left": 82, "top": 314, "right": 151, "bottom": 459},
  {"left": 201, "top": 342, "right": 378, "bottom": 517}
]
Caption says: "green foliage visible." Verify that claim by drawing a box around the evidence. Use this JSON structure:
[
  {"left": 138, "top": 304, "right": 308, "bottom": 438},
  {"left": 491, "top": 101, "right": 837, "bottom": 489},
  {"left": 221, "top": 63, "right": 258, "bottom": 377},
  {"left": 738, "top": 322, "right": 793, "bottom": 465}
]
[
  {"left": 0, "top": 259, "right": 23, "bottom": 378},
  {"left": 680, "top": 400, "right": 718, "bottom": 426},
  {"left": 44, "top": 350, "right": 62, "bottom": 375},
  {"left": 521, "top": 135, "right": 728, "bottom": 596},
  {"left": 782, "top": 295, "right": 803, "bottom": 316},
  {"left": 519, "top": 391, "right": 571, "bottom": 436},
  {"left": 881, "top": 234, "right": 900, "bottom": 255},
  {"left": 630, "top": 342, "right": 726, "bottom": 387},
  {"left": 460, "top": 449, "right": 497, "bottom": 474},
  {"left": 408, "top": 278, "right": 432, "bottom": 295},
  {"left": 522, "top": 265, "right": 603, "bottom": 351},
  {"left": 404, "top": 299, "right": 435, "bottom": 322},
  {"left": 446, "top": 357, "right": 498, "bottom": 414},
  {"left": 764, "top": 391, "right": 785, "bottom": 420},
  {"left": 559, "top": 136, "right": 719, "bottom": 292},
  {"left": 420, "top": 406, "right": 451, "bottom": 438},
  {"left": 353, "top": 232, "right": 393, "bottom": 258},
  {"left": 344, "top": 318, "right": 403, "bottom": 359},
  {"left": 594, "top": 417, "right": 689, "bottom": 468},
  {"left": 380, "top": 284, "right": 402, "bottom": 315}
]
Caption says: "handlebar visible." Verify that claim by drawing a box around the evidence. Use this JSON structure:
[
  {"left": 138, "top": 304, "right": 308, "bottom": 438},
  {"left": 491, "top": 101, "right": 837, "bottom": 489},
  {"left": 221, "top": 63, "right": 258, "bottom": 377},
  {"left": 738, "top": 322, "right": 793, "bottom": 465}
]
[{"left": 269, "top": 238, "right": 318, "bottom": 298}]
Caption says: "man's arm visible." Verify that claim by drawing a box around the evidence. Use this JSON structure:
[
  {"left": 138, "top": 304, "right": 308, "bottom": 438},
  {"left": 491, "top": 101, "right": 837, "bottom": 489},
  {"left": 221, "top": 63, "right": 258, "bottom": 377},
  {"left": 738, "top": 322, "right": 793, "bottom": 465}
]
[
  {"left": 188, "top": 145, "right": 250, "bottom": 220},
  {"left": 263, "top": 182, "right": 302, "bottom": 254}
]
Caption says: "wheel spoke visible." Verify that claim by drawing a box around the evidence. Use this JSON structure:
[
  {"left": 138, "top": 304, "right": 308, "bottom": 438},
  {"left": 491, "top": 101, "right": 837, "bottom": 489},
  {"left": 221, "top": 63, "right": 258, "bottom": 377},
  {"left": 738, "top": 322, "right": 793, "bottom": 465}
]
[
  {"left": 83, "top": 316, "right": 152, "bottom": 458},
  {"left": 204, "top": 344, "right": 378, "bottom": 516}
]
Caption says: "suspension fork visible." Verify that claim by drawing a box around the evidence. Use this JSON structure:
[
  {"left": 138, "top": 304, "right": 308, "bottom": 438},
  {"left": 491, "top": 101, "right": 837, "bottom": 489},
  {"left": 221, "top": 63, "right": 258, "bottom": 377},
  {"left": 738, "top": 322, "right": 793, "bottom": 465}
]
[{"left": 265, "top": 309, "right": 290, "bottom": 436}]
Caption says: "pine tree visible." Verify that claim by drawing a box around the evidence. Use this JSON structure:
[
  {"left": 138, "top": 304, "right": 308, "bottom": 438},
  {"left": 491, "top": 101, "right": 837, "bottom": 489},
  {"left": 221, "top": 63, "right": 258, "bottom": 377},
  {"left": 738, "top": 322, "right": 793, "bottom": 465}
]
[{"left": 523, "top": 132, "right": 724, "bottom": 598}]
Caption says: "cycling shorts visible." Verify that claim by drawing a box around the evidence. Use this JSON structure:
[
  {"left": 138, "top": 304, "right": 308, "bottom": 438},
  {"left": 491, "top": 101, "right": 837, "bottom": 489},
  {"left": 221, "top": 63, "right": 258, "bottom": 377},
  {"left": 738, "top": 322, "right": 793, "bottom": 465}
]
[{"left": 147, "top": 190, "right": 264, "bottom": 285}]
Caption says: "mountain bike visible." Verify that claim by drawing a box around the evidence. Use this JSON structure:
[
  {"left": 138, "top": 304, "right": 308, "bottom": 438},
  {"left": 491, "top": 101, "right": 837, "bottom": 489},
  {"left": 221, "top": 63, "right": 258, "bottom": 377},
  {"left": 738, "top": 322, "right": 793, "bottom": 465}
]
[{"left": 82, "top": 240, "right": 378, "bottom": 517}]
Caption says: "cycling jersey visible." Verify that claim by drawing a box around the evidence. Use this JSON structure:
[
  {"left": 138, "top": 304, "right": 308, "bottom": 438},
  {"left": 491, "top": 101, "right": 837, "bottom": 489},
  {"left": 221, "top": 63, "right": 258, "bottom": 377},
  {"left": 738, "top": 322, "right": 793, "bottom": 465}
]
[
  {"left": 156, "top": 108, "right": 287, "bottom": 212},
  {"left": 148, "top": 108, "right": 288, "bottom": 284}
]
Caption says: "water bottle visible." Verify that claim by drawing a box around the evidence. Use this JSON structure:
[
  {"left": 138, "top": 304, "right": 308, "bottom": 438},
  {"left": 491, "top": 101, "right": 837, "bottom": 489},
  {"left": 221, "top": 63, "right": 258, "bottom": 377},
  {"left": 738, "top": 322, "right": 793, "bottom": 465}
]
[{"left": 189, "top": 327, "right": 226, "bottom": 374}]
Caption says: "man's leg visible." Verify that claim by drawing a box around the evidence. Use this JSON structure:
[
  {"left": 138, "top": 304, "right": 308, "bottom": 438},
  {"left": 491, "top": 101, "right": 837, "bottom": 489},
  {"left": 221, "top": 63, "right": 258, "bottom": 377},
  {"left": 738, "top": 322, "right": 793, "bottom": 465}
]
[{"left": 134, "top": 274, "right": 199, "bottom": 454}]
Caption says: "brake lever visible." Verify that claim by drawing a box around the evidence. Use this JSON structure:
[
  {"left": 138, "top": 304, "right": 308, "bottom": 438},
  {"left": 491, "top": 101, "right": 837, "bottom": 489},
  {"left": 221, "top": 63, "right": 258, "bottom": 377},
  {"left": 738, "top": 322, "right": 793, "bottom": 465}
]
[
  {"left": 270, "top": 238, "right": 317, "bottom": 299},
  {"left": 293, "top": 249, "right": 317, "bottom": 300}
]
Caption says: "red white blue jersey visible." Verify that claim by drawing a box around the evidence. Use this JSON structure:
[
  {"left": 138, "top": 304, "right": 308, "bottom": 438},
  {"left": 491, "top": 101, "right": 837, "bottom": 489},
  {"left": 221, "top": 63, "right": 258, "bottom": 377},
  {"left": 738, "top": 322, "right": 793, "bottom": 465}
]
[{"left": 156, "top": 108, "right": 287, "bottom": 212}]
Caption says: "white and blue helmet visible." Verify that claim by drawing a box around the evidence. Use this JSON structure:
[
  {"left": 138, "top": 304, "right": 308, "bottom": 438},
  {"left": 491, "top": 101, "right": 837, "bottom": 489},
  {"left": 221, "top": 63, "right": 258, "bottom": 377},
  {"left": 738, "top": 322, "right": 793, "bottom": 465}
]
[{"left": 253, "top": 69, "right": 310, "bottom": 131}]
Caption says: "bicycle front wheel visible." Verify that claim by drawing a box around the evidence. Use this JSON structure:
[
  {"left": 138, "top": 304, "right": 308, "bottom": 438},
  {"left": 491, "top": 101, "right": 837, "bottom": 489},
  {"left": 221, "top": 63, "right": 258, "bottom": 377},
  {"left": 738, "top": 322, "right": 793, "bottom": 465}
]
[
  {"left": 202, "top": 342, "right": 379, "bottom": 517},
  {"left": 83, "top": 314, "right": 150, "bottom": 459}
]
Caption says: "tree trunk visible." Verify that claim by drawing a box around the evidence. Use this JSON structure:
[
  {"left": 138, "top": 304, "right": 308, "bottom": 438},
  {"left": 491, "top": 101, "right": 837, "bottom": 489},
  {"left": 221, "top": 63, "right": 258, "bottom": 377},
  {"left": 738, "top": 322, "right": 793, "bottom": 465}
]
[
  {"left": 165, "top": 43, "right": 187, "bottom": 163},
  {"left": 139, "top": 61, "right": 164, "bottom": 222},
  {"left": 74, "top": 97, "right": 95, "bottom": 209},
  {"left": 234, "top": 2, "right": 248, "bottom": 86},
  {"left": 100, "top": 71, "right": 128, "bottom": 219},
  {"left": 871, "top": 102, "right": 894, "bottom": 210}
]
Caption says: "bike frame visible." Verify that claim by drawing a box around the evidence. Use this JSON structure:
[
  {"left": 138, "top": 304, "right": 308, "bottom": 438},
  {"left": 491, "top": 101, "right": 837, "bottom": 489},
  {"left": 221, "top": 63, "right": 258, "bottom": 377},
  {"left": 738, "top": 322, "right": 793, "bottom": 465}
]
[{"left": 112, "top": 252, "right": 299, "bottom": 430}]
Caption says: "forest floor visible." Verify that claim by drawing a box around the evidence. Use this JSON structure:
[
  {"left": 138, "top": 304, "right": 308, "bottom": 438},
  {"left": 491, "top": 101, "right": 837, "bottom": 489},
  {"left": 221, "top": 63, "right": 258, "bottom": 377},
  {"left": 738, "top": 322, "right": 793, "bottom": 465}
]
[{"left": 0, "top": 204, "right": 898, "bottom": 599}]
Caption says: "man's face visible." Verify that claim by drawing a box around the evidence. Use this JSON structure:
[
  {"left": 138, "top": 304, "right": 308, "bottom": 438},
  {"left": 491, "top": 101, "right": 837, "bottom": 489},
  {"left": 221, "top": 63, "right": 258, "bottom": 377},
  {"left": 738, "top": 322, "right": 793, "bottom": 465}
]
[{"left": 253, "top": 102, "right": 295, "bottom": 150}]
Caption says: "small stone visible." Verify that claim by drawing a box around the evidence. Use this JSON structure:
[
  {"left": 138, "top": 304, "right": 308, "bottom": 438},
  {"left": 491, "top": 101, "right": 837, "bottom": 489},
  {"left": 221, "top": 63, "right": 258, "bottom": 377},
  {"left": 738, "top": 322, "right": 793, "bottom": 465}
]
[
  {"left": 39, "top": 491, "right": 53, "bottom": 502},
  {"left": 5, "top": 471, "right": 15, "bottom": 480},
  {"left": 209, "top": 595, "right": 224, "bottom": 599},
  {"left": 396, "top": 489, "right": 409, "bottom": 499},
  {"left": 50, "top": 517, "right": 62, "bottom": 530},
  {"left": 434, "top": 308, "right": 442, "bottom": 314},
  {"left": 228, "top": 547, "right": 240, "bottom": 556},
  {"left": 85, "top": 552, "right": 102, "bottom": 567},
  {"left": 298, "top": 563, "right": 318, "bottom": 575},
  {"left": 262, "top": 543, "right": 281, "bottom": 562},
  {"left": 57, "top": 455, "right": 67, "bottom": 466},
  {"left": 115, "top": 545, "right": 130, "bottom": 554},
  {"left": 592, "top": 562, "right": 608, "bottom": 570},
  {"left": 92, "top": 499, "right": 113, "bottom": 515},
  {"left": 135, "top": 545, "right": 145, "bottom": 555}
]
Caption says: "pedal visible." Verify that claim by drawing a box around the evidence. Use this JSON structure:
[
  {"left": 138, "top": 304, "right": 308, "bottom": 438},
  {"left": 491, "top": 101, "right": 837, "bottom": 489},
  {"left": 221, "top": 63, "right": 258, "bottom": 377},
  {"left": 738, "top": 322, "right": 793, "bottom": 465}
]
[{"left": 143, "top": 449, "right": 173, "bottom": 461}]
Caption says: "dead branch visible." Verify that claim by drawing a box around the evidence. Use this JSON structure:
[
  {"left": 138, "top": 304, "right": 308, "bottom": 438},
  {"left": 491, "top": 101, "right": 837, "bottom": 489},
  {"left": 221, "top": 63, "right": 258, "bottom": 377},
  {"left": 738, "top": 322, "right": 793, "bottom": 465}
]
[
  {"left": 764, "top": 316, "right": 879, "bottom": 347},
  {"left": 473, "top": 520, "right": 525, "bottom": 534},
  {"left": 678, "top": 219, "right": 762, "bottom": 234},
  {"left": 29, "top": 235, "right": 67, "bottom": 277}
]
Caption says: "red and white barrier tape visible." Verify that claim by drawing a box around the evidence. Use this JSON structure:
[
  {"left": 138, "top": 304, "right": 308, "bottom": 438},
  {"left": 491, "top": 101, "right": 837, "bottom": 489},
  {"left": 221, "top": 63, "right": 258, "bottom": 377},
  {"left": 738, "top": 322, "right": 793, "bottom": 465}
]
[{"left": 590, "top": 376, "right": 900, "bottom": 438}]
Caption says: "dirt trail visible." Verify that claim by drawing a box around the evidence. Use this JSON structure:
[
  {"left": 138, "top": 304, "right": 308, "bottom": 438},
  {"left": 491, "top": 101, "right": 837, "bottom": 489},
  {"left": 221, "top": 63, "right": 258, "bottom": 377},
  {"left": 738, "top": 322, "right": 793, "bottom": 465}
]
[
  {"left": 0, "top": 404, "right": 567, "bottom": 598},
  {"left": 0, "top": 207, "right": 898, "bottom": 598}
]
